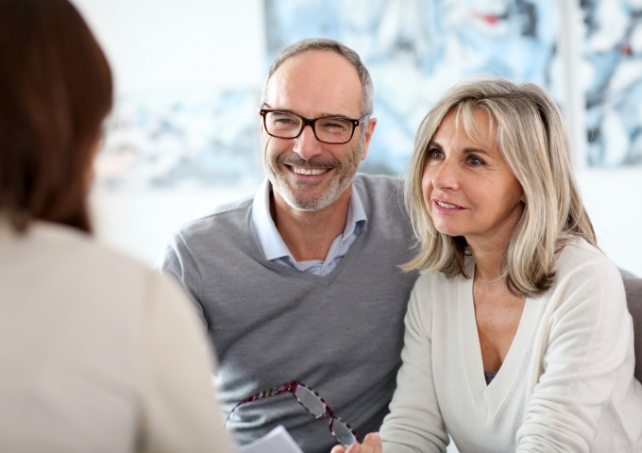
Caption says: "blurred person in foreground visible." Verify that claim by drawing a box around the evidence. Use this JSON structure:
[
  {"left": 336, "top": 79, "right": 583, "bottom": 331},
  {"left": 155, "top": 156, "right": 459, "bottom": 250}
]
[
  {"left": 161, "top": 38, "right": 419, "bottom": 452},
  {"left": 0, "top": 1, "right": 234, "bottom": 452},
  {"left": 331, "top": 79, "right": 642, "bottom": 453}
]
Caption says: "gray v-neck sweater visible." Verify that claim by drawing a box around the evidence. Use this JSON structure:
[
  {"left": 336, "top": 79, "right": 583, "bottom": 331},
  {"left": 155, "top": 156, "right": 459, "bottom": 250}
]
[{"left": 161, "top": 174, "right": 419, "bottom": 452}]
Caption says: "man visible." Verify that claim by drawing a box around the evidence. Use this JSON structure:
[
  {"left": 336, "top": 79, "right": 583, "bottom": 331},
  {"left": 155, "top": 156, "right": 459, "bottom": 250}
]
[{"left": 161, "top": 38, "right": 418, "bottom": 452}]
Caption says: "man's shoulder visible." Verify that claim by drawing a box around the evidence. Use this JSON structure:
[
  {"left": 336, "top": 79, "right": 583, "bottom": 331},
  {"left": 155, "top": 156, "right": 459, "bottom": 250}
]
[
  {"left": 354, "top": 173, "right": 406, "bottom": 218},
  {"left": 354, "top": 173, "right": 403, "bottom": 191},
  {"left": 175, "top": 197, "right": 253, "bottom": 242}
]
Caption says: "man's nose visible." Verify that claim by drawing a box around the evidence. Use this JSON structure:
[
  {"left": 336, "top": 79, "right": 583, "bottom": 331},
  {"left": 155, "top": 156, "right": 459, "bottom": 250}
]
[{"left": 292, "top": 124, "right": 323, "bottom": 160}]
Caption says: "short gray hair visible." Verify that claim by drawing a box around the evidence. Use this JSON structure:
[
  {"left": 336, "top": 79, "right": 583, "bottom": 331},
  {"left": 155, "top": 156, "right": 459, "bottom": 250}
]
[{"left": 262, "top": 38, "right": 373, "bottom": 116}]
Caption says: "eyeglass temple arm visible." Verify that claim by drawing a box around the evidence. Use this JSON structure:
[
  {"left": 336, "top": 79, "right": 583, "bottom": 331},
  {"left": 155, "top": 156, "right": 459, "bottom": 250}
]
[{"left": 225, "top": 381, "right": 301, "bottom": 424}]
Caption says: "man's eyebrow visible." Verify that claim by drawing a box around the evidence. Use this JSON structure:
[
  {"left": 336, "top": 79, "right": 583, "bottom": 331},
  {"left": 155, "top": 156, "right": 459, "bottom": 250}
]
[{"left": 262, "top": 107, "right": 354, "bottom": 119}]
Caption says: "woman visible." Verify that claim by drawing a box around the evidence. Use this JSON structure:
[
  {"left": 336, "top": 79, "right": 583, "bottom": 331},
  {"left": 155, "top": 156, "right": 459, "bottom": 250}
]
[
  {"left": 0, "top": 1, "right": 233, "bottom": 452},
  {"left": 332, "top": 79, "right": 642, "bottom": 452}
]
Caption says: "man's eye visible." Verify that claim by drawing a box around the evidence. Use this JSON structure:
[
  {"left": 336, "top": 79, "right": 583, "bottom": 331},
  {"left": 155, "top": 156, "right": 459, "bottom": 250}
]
[
  {"left": 319, "top": 119, "right": 350, "bottom": 132},
  {"left": 273, "top": 116, "right": 296, "bottom": 125}
]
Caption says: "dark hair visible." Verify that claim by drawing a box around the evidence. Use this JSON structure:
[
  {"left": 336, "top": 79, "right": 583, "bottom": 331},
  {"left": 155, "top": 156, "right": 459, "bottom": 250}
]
[{"left": 0, "top": 0, "right": 113, "bottom": 233}]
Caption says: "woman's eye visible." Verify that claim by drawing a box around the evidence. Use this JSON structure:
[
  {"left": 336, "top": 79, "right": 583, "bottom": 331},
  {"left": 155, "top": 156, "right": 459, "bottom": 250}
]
[
  {"left": 467, "top": 155, "right": 485, "bottom": 166},
  {"left": 426, "top": 148, "right": 443, "bottom": 160}
]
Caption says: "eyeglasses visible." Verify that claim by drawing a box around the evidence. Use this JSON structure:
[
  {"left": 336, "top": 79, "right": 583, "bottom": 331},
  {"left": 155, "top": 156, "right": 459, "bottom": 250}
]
[
  {"left": 225, "top": 380, "right": 358, "bottom": 445},
  {"left": 260, "top": 108, "right": 368, "bottom": 144}
]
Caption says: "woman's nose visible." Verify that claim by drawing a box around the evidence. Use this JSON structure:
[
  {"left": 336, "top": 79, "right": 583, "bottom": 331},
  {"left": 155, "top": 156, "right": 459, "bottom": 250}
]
[{"left": 430, "top": 158, "right": 460, "bottom": 190}]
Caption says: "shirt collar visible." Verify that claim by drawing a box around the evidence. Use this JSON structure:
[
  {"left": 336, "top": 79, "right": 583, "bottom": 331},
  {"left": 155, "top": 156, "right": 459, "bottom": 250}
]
[{"left": 251, "top": 179, "right": 367, "bottom": 262}]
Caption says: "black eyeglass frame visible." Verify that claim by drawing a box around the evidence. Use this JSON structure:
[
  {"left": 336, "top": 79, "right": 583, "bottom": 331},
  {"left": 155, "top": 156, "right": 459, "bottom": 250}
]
[
  {"left": 259, "top": 108, "right": 369, "bottom": 144},
  {"left": 225, "top": 380, "right": 358, "bottom": 445}
]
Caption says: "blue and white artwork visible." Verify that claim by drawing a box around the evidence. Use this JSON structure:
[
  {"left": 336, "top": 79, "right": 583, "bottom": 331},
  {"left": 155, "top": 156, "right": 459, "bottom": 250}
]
[
  {"left": 95, "top": 0, "right": 640, "bottom": 191},
  {"left": 95, "top": 88, "right": 262, "bottom": 189},
  {"left": 581, "top": 0, "right": 642, "bottom": 167},
  {"left": 265, "top": 0, "right": 561, "bottom": 175}
]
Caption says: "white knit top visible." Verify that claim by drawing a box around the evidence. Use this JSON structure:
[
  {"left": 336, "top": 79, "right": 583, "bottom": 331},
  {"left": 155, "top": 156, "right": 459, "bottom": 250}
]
[{"left": 381, "top": 238, "right": 642, "bottom": 452}]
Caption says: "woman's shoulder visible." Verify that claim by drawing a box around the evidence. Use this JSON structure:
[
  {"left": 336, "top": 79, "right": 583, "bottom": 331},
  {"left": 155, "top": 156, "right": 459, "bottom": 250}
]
[
  {"left": 556, "top": 237, "right": 619, "bottom": 281},
  {"left": 14, "top": 221, "right": 180, "bottom": 305},
  {"left": 416, "top": 268, "right": 452, "bottom": 286},
  {"left": 413, "top": 267, "right": 469, "bottom": 300},
  {"left": 546, "top": 237, "right": 625, "bottom": 313},
  {"left": 31, "top": 221, "right": 151, "bottom": 275}
]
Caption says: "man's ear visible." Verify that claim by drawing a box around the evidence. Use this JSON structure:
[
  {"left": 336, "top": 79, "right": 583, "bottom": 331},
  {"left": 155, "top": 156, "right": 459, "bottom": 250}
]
[{"left": 360, "top": 117, "right": 377, "bottom": 161}]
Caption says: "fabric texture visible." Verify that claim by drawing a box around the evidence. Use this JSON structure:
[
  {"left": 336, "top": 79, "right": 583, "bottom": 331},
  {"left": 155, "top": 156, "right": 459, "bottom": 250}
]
[
  {"left": 252, "top": 178, "right": 367, "bottom": 275},
  {"left": 0, "top": 219, "right": 233, "bottom": 453},
  {"left": 623, "top": 277, "right": 642, "bottom": 382},
  {"left": 161, "top": 174, "right": 419, "bottom": 453},
  {"left": 380, "top": 238, "right": 642, "bottom": 453}
]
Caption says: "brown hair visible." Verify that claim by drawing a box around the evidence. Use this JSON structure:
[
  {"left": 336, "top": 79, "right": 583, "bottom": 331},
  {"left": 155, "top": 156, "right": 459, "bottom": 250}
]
[{"left": 0, "top": 0, "right": 113, "bottom": 233}]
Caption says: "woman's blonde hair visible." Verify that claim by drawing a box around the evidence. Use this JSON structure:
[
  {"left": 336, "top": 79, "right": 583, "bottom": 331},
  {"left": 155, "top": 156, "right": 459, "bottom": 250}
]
[{"left": 403, "top": 79, "right": 595, "bottom": 296}]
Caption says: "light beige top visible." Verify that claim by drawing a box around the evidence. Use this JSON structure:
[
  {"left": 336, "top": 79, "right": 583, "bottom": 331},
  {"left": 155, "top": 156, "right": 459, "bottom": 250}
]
[{"left": 0, "top": 218, "right": 234, "bottom": 453}]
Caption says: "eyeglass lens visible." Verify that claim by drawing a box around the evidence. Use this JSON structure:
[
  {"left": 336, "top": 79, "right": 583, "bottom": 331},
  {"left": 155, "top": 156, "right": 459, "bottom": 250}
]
[
  {"left": 294, "top": 386, "right": 356, "bottom": 445},
  {"left": 294, "top": 385, "right": 326, "bottom": 417},
  {"left": 264, "top": 111, "right": 355, "bottom": 143},
  {"left": 332, "top": 419, "right": 358, "bottom": 445}
]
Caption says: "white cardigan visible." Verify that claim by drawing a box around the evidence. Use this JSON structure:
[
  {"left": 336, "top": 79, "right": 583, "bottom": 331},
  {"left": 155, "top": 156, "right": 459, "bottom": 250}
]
[
  {"left": 381, "top": 238, "right": 642, "bottom": 452},
  {"left": 0, "top": 219, "right": 234, "bottom": 453}
]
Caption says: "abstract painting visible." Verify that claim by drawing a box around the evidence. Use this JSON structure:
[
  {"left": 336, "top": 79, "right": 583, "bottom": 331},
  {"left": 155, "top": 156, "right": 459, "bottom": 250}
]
[{"left": 581, "top": 0, "right": 642, "bottom": 167}]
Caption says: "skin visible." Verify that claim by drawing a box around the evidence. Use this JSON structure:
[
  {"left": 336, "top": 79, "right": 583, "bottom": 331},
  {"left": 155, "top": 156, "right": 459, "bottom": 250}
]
[
  {"left": 422, "top": 108, "right": 526, "bottom": 373},
  {"left": 422, "top": 109, "right": 524, "bottom": 256},
  {"left": 261, "top": 50, "right": 376, "bottom": 261},
  {"left": 330, "top": 432, "right": 382, "bottom": 453}
]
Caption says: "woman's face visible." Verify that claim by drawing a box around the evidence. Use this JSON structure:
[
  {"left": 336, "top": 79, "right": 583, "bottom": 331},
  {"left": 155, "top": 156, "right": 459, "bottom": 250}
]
[{"left": 421, "top": 108, "right": 524, "bottom": 250}]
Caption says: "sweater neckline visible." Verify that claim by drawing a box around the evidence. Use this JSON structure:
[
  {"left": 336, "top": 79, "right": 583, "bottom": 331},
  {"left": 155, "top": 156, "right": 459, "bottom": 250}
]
[
  {"left": 461, "top": 265, "right": 540, "bottom": 414},
  {"left": 245, "top": 203, "right": 369, "bottom": 286}
]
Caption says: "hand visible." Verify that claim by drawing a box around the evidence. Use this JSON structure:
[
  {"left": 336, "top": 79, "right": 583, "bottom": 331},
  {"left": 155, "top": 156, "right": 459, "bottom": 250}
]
[{"left": 330, "top": 432, "right": 382, "bottom": 453}]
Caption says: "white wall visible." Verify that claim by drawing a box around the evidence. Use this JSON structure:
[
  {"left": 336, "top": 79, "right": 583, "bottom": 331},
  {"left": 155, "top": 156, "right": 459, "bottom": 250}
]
[
  {"left": 75, "top": 0, "right": 265, "bottom": 93},
  {"left": 77, "top": 0, "right": 642, "bottom": 277},
  {"left": 76, "top": 0, "right": 265, "bottom": 264},
  {"left": 579, "top": 170, "right": 642, "bottom": 276}
]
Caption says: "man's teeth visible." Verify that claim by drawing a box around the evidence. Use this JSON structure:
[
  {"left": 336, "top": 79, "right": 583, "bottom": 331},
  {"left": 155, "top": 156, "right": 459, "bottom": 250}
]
[
  {"left": 437, "top": 201, "right": 458, "bottom": 208},
  {"left": 292, "top": 166, "right": 326, "bottom": 176}
]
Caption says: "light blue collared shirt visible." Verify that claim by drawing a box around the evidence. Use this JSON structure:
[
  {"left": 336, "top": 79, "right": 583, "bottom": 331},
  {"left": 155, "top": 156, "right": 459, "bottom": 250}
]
[{"left": 251, "top": 179, "right": 367, "bottom": 276}]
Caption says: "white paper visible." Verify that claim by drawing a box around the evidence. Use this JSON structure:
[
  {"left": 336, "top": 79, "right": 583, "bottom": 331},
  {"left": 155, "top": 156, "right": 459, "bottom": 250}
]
[{"left": 237, "top": 425, "right": 303, "bottom": 453}]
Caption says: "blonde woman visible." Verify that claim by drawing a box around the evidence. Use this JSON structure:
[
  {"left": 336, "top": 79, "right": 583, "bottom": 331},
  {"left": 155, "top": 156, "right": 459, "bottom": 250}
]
[{"left": 332, "top": 79, "right": 642, "bottom": 452}]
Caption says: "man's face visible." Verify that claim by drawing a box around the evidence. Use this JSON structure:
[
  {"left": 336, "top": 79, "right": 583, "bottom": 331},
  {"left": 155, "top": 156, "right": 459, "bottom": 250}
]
[{"left": 260, "top": 50, "right": 376, "bottom": 212}]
